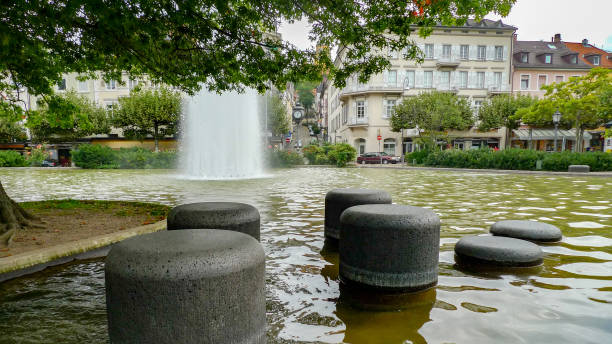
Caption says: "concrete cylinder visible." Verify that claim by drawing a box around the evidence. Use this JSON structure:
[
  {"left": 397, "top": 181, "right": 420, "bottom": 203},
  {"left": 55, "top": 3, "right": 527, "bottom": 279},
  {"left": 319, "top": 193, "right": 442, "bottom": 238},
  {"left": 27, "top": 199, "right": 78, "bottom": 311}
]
[
  {"left": 339, "top": 204, "right": 440, "bottom": 292},
  {"left": 167, "top": 202, "right": 260, "bottom": 241},
  {"left": 105, "top": 229, "right": 266, "bottom": 344},
  {"left": 324, "top": 189, "right": 392, "bottom": 245}
]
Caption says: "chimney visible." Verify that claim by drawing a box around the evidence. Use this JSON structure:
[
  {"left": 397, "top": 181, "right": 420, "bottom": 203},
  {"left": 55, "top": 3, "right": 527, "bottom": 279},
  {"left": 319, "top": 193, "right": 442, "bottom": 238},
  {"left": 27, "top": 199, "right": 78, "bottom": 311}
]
[
  {"left": 582, "top": 38, "right": 589, "bottom": 46},
  {"left": 554, "top": 33, "right": 561, "bottom": 43}
]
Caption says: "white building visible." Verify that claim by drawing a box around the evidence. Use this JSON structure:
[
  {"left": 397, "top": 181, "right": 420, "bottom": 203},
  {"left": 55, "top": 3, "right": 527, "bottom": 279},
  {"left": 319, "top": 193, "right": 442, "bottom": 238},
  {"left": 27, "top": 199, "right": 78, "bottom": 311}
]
[{"left": 326, "top": 19, "right": 516, "bottom": 156}]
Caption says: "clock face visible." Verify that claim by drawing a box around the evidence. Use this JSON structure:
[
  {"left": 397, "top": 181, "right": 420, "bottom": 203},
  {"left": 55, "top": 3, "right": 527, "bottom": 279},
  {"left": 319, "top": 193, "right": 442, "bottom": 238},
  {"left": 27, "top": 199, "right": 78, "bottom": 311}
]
[{"left": 293, "top": 110, "right": 303, "bottom": 119}]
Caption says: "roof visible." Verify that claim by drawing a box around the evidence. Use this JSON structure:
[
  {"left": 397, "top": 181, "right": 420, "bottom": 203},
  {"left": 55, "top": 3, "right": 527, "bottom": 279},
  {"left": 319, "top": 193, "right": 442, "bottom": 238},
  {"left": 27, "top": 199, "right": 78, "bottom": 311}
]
[
  {"left": 511, "top": 128, "right": 592, "bottom": 141},
  {"left": 513, "top": 41, "right": 591, "bottom": 70},
  {"left": 564, "top": 42, "right": 612, "bottom": 68},
  {"left": 435, "top": 19, "right": 516, "bottom": 31}
]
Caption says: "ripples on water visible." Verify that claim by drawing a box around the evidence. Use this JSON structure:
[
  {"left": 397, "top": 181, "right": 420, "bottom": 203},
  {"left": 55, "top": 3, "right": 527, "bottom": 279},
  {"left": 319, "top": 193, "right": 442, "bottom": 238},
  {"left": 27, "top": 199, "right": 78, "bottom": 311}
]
[{"left": 0, "top": 167, "right": 611, "bottom": 343}]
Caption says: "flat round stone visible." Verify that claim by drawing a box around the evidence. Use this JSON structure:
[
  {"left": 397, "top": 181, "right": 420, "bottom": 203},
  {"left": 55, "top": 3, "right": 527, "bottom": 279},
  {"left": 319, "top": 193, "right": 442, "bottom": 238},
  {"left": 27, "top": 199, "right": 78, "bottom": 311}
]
[
  {"left": 455, "top": 235, "right": 543, "bottom": 267},
  {"left": 490, "top": 220, "right": 562, "bottom": 242}
]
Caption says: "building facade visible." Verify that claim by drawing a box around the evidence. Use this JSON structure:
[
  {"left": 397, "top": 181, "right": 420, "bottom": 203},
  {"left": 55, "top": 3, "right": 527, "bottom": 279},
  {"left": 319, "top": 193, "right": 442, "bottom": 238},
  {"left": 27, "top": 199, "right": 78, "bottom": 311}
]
[{"left": 326, "top": 19, "right": 516, "bottom": 156}]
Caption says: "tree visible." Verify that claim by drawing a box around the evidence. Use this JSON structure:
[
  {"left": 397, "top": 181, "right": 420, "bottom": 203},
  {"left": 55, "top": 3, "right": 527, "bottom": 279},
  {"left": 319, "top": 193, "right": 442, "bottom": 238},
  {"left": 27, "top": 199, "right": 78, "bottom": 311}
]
[
  {"left": 113, "top": 87, "right": 181, "bottom": 152},
  {"left": 0, "top": 0, "right": 515, "bottom": 242},
  {"left": 477, "top": 94, "right": 535, "bottom": 148},
  {"left": 0, "top": 103, "right": 27, "bottom": 143},
  {"left": 264, "top": 94, "right": 291, "bottom": 138},
  {"left": 391, "top": 91, "right": 474, "bottom": 149},
  {"left": 512, "top": 68, "right": 612, "bottom": 152},
  {"left": 295, "top": 80, "right": 318, "bottom": 115},
  {"left": 26, "top": 91, "right": 111, "bottom": 143}
]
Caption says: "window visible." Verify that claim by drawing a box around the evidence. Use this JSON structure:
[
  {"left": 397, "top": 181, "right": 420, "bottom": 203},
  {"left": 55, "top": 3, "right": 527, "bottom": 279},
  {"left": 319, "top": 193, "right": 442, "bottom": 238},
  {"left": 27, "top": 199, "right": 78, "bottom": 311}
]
[
  {"left": 78, "top": 80, "right": 88, "bottom": 92},
  {"left": 424, "top": 44, "right": 434, "bottom": 59},
  {"left": 476, "top": 72, "right": 485, "bottom": 88},
  {"left": 106, "top": 79, "right": 117, "bottom": 90},
  {"left": 520, "top": 75, "right": 530, "bottom": 90},
  {"left": 424, "top": 71, "right": 433, "bottom": 88},
  {"left": 555, "top": 75, "right": 564, "bottom": 83},
  {"left": 459, "top": 71, "right": 468, "bottom": 88},
  {"left": 473, "top": 100, "right": 483, "bottom": 115},
  {"left": 104, "top": 100, "right": 117, "bottom": 110},
  {"left": 570, "top": 55, "right": 577, "bottom": 64},
  {"left": 387, "top": 70, "right": 397, "bottom": 85},
  {"left": 538, "top": 75, "right": 547, "bottom": 89},
  {"left": 356, "top": 100, "right": 365, "bottom": 118},
  {"left": 129, "top": 79, "right": 139, "bottom": 89},
  {"left": 384, "top": 99, "right": 396, "bottom": 118},
  {"left": 495, "top": 46, "right": 503, "bottom": 60},
  {"left": 521, "top": 53, "right": 528, "bottom": 63},
  {"left": 442, "top": 45, "right": 451, "bottom": 59},
  {"left": 57, "top": 79, "right": 66, "bottom": 91},
  {"left": 454, "top": 140, "right": 464, "bottom": 150},
  {"left": 383, "top": 139, "right": 396, "bottom": 155},
  {"left": 477, "top": 45, "right": 486, "bottom": 60},
  {"left": 494, "top": 72, "right": 502, "bottom": 88},
  {"left": 593, "top": 55, "right": 600, "bottom": 65},
  {"left": 440, "top": 71, "right": 450, "bottom": 89},
  {"left": 404, "top": 70, "right": 415, "bottom": 88},
  {"left": 460, "top": 45, "right": 469, "bottom": 60},
  {"left": 544, "top": 54, "right": 552, "bottom": 64}
]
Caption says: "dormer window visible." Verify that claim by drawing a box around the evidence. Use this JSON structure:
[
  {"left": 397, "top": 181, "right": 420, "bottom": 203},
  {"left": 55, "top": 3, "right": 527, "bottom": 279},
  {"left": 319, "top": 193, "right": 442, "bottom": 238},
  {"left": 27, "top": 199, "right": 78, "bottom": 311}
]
[
  {"left": 570, "top": 55, "right": 577, "bottom": 64},
  {"left": 521, "top": 53, "right": 528, "bottom": 63},
  {"left": 593, "top": 55, "right": 600, "bottom": 65},
  {"left": 544, "top": 54, "right": 552, "bottom": 64}
]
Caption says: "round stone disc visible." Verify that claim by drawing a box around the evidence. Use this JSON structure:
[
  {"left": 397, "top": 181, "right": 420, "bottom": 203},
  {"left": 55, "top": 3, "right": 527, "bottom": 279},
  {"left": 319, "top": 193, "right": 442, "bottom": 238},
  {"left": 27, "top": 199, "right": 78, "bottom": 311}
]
[
  {"left": 490, "top": 220, "right": 562, "bottom": 243},
  {"left": 455, "top": 235, "right": 544, "bottom": 267}
]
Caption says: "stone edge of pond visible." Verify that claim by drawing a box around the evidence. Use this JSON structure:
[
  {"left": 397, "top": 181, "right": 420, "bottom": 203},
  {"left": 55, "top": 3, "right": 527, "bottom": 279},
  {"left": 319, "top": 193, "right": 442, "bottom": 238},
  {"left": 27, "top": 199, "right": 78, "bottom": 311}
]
[
  {"left": 0, "top": 219, "right": 166, "bottom": 283},
  {"left": 354, "top": 165, "right": 612, "bottom": 177}
]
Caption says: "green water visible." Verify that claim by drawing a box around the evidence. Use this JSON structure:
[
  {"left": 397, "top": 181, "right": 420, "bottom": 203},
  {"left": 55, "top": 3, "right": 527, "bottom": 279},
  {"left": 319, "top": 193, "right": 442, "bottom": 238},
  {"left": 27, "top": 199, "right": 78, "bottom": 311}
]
[{"left": 0, "top": 167, "right": 611, "bottom": 343}]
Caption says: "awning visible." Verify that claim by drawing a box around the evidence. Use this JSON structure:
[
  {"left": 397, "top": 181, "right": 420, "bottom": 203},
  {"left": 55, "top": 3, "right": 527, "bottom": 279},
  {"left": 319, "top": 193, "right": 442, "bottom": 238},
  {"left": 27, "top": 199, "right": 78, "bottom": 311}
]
[{"left": 512, "top": 129, "right": 591, "bottom": 141}]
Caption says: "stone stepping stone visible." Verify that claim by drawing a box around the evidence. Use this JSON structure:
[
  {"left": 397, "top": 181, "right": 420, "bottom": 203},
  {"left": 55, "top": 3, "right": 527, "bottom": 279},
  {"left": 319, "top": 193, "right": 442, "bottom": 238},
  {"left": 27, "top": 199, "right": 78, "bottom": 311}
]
[
  {"left": 339, "top": 204, "right": 440, "bottom": 291},
  {"left": 324, "top": 188, "right": 392, "bottom": 245},
  {"left": 490, "top": 220, "right": 562, "bottom": 243},
  {"left": 455, "top": 235, "right": 543, "bottom": 267},
  {"left": 167, "top": 202, "right": 260, "bottom": 241}
]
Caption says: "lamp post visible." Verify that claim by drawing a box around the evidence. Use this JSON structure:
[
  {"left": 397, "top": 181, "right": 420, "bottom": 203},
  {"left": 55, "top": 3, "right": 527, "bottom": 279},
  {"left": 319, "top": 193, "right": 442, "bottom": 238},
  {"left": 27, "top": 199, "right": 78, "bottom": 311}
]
[{"left": 552, "top": 110, "right": 562, "bottom": 152}]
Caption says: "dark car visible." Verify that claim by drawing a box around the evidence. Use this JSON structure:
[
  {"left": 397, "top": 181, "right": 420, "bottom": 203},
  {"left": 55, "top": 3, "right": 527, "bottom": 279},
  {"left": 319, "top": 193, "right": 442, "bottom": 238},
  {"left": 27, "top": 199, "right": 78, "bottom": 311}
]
[{"left": 357, "top": 152, "right": 401, "bottom": 164}]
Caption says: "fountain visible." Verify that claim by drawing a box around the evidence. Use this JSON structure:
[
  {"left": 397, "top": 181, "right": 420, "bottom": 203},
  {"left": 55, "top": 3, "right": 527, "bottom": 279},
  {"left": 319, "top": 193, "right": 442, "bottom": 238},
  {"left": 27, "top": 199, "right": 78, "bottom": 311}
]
[{"left": 180, "top": 88, "right": 264, "bottom": 179}]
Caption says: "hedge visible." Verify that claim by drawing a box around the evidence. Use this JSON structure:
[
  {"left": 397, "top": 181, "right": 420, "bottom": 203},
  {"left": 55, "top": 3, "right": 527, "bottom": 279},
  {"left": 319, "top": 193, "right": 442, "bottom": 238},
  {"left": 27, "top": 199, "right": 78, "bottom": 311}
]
[
  {"left": 0, "top": 150, "right": 29, "bottom": 167},
  {"left": 72, "top": 145, "right": 177, "bottom": 169}
]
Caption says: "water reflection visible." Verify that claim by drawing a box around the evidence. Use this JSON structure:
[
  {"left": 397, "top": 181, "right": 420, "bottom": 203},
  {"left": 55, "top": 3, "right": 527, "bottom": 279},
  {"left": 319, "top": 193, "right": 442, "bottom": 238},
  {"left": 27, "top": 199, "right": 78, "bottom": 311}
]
[{"left": 0, "top": 167, "right": 611, "bottom": 343}]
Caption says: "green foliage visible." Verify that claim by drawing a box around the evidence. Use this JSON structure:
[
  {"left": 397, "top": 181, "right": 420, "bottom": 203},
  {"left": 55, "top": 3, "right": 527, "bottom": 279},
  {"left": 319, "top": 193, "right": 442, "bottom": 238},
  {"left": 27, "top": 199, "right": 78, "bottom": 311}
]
[
  {"left": 266, "top": 150, "right": 304, "bottom": 168},
  {"left": 405, "top": 149, "right": 433, "bottom": 164},
  {"left": 0, "top": 1, "right": 514, "bottom": 97},
  {"left": 0, "top": 150, "right": 28, "bottom": 167},
  {"left": 478, "top": 94, "right": 535, "bottom": 131},
  {"left": 113, "top": 87, "right": 181, "bottom": 152},
  {"left": 27, "top": 148, "right": 47, "bottom": 167},
  {"left": 71, "top": 144, "right": 118, "bottom": 169},
  {"left": 296, "top": 81, "right": 318, "bottom": 113},
  {"left": 26, "top": 91, "right": 110, "bottom": 142},
  {"left": 0, "top": 102, "right": 27, "bottom": 142},
  {"left": 420, "top": 148, "right": 611, "bottom": 171},
  {"left": 392, "top": 91, "right": 474, "bottom": 149},
  {"left": 327, "top": 143, "right": 357, "bottom": 167},
  {"left": 72, "top": 144, "right": 177, "bottom": 169},
  {"left": 302, "top": 144, "right": 324, "bottom": 164},
  {"left": 264, "top": 94, "right": 290, "bottom": 136}
]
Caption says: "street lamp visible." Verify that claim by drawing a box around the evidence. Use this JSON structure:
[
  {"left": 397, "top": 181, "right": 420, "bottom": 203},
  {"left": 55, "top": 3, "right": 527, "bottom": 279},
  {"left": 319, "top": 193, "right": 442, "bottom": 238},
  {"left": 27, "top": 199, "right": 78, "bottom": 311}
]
[{"left": 552, "top": 110, "right": 562, "bottom": 152}]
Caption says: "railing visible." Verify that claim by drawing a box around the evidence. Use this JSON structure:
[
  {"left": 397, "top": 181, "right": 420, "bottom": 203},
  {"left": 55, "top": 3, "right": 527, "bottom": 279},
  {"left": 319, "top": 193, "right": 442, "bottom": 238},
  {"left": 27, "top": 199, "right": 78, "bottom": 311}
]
[
  {"left": 349, "top": 115, "right": 369, "bottom": 126},
  {"left": 340, "top": 83, "right": 403, "bottom": 97}
]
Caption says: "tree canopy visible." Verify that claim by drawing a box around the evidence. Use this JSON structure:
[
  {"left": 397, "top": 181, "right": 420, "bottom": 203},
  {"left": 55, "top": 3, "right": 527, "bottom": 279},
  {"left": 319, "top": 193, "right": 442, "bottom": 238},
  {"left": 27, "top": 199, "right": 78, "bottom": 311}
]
[
  {"left": 0, "top": 102, "right": 27, "bottom": 143},
  {"left": 478, "top": 94, "right": 535, "bottom": 132},
  {"left": 113, "top": 87, "right": 182, "bottom": 152},
  {"left": 264, "top": 93, "right": 291, "bottom": 137},
  {"left": 295, "top": 80, "right": 318, "bottom": 114},
  {"left": 391, "top": 91, "right": 474, "bottom": 148},
  {"left": 26, "top": 91, "right": 111, "bottom": 142},
  {"left": 1, "top": 0, "right": 514, "bottom": 99},
  {"left": 512, "top": 68, "right": 611, "bottom": 151}
]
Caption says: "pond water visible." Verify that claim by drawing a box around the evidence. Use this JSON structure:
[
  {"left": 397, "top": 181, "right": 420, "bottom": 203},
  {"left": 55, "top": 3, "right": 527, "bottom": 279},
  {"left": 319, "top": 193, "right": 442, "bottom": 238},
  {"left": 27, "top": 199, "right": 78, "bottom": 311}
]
[{"left": 0, "top": 167, "right": 611, "bottom": 344}]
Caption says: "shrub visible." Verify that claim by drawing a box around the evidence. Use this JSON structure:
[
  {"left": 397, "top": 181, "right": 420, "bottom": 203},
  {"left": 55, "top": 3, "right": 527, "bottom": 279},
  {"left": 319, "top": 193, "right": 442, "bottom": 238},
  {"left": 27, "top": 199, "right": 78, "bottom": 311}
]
[
  {"left": 406, "top": 149, "right": 433, "bottom": 165},
  {"left": 27, "top": 148, "right": 47, "bottom": 166},
  {"left": 72, "top": 144, "right": 118, "bottom": 169},
  {"left": 314, "top": 153, "right": 330, "bottom": 165},
  {"left": 327, "top": 143, "right": 357, "bottom": 167},
  {"left": 302, "top": 144, "right": 323, "bottom": 164},
  {"left": 266, "top": 150, "right": 304, "bottom": 167},
  {"left": 0, "top": 150, "right": 28, "bottom": 167}
]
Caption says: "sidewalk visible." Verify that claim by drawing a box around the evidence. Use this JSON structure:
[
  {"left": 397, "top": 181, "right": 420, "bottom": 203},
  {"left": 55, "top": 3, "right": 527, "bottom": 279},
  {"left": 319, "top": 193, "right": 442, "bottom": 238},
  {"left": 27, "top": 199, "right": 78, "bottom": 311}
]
[{"left": 354, "top": 164, "right": 612, "bottom": 177}]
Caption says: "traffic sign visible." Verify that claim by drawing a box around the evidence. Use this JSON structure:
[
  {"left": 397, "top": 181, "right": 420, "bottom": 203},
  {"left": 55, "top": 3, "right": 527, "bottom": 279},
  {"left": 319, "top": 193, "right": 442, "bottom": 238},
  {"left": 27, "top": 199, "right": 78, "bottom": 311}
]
[
  {"left": 285, "top": 137, "right": 290, "bottom": 143},
  {"left": 377, "top": 135, "right": 382, "bottom": 140}
]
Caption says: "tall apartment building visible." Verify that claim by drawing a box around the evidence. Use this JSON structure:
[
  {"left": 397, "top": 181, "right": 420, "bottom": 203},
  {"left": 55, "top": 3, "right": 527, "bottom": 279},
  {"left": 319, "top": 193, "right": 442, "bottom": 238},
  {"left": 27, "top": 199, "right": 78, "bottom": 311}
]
[{"left": 326, "top": 19, "right": 516, "bottom": 155}]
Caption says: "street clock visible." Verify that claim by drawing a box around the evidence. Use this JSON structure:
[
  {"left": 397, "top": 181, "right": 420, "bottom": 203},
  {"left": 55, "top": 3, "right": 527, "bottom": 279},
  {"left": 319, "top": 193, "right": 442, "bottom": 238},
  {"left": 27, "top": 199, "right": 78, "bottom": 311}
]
[{"left": 292, "top": 109, "right": 303, "bottom": 120}]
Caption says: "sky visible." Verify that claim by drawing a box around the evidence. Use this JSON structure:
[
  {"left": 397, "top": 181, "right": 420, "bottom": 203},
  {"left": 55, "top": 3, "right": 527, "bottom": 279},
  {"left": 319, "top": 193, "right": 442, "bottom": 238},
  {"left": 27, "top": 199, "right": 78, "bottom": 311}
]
[{"left": 278, "top": 0, "right": 612, "bottom": 52}]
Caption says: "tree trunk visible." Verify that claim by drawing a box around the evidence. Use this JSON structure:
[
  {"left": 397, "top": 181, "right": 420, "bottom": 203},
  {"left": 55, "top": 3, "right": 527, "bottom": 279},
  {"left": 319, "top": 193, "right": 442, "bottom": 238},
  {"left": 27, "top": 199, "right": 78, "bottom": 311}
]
[
  {"left": 0, "top": 181, "right": 44, "bottom": 246},
  {"left": 154, "top": 124, "right": 159, "bottom": 153},
  {"left": 574, "top": 118, "right": 581, "bottom": 152}
]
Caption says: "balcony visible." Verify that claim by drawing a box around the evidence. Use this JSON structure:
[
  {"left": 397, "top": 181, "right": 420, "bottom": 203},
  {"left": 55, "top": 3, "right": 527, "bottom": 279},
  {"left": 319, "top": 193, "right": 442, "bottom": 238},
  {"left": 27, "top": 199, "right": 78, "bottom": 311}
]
[
  {"left": 348, "top": 115, "right": 369, "bottom": 127},
  {"left": 487, "top": 84, "right": 511, "bottom": 95},
  {"left": 436, "top": 57, "right": 461, "bottom": 69},
  {"left": 340, "top": 84, "right": 403, "bottom": 100}
]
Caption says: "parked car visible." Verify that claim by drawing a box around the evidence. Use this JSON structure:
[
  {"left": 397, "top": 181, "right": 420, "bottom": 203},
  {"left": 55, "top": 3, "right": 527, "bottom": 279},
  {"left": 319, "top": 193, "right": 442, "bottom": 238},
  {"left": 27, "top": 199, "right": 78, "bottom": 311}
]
[
  {"left": 41, "top": 160, "right": 57, "bottom": 167},
  {"left": 357, "top": 152, "right": 401, "bottom": 164}
]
